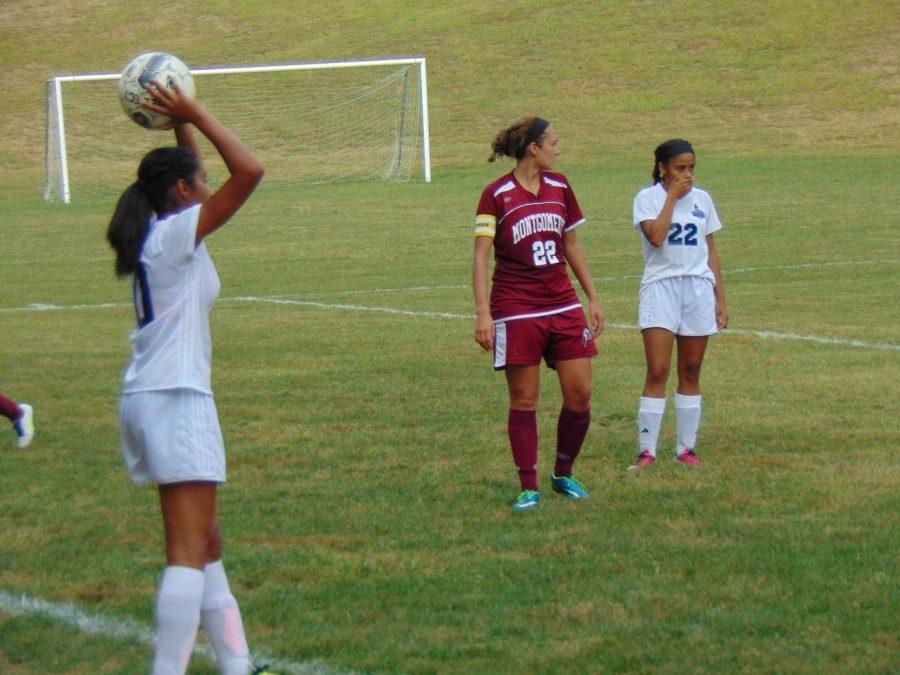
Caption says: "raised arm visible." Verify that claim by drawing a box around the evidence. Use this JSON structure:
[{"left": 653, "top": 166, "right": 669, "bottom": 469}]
[
  {"left": 174, "top": 123, "right": 202, "bottom": 167},
  {"left": 143, "top": 81, "right": 264, "bottom": 243},
  {"left": 563, "top": 229, "right": 604, "bottom": 336},
  {"left": 640, "top": 174, "right": 692, "bottom": 247}
]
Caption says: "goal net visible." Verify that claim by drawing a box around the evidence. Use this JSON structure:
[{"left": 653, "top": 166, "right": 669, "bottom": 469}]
[{"left": 45, "top": 57, "right": 431, "bottom": 203}]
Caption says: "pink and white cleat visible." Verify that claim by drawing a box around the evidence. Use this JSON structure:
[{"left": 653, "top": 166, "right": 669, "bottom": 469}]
[
  {"left": 627, "top": 450, "right": 657, "bottom": 471},
  {"left": 675, "top": 449, "right": 702, "bottom": 465}
]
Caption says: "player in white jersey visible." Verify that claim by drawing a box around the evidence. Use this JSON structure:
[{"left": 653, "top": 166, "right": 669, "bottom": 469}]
[
  {"left": 627, "top": 139, "right": 728, "bottom": 471},
  {"left": 106, "top": 81, "right": 267, "bottom": 674}
]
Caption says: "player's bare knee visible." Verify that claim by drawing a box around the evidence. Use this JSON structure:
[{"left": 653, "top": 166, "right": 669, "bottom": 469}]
[
  {"left": 645, "top": 365, "right": 669, "bottom": 387},
  {"left": 510, "top": 390, "right": 539, "bottom": 410},
  {"left": 511, "top": 396, "right": 539, "bottom": 410},
  {"left": 564, "top": 386, "right": 592, "bottom": 412},
  {"left": 679, "top": 361, "right": 702, "bottom": 385}
]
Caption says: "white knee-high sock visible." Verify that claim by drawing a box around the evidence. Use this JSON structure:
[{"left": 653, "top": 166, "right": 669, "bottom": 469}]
[
  {"left": 638, "top": 397, "right": 666, "bottom": 457},
  {"left": 201, "top": 560, "right": 252, "bottom": 675},
  {"left": 152, "top": 566, "right": 205, "bottom": 675},
  {"left": 675, "top": 393, "right": 702, "bottom": 456}
]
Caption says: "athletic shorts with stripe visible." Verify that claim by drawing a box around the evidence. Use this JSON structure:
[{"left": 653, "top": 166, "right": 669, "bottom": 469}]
[
  {"left": 493, "top": 307, "right": 597, "bottom": 371},
  {"left": 120, "top": 388, "right": 226, "bottom": 485}
]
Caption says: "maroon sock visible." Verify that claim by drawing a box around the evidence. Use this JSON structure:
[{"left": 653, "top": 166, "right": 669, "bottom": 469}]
[
  {"left": 554, "top": 407, "right": 591, "bottom": 477},
  {"left": 508, "top": 409, "right": 538, "bottom": 491},
  {"left": 0, "top": 393, "right": 22, "bottom": 422}
]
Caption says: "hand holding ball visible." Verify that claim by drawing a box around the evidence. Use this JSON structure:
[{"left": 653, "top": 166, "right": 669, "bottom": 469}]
[{"left": 118, "top": 52, "right": 196, "bottom": 130}]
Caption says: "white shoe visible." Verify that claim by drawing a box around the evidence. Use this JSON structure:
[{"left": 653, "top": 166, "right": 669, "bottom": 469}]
[{"left": 13, "top": 403, "right": 33, "bottom": 449}]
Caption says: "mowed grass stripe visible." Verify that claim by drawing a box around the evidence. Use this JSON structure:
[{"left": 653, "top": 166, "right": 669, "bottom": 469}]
[{"left": 1, "top": 293, "right": 897, "bottom": 351}]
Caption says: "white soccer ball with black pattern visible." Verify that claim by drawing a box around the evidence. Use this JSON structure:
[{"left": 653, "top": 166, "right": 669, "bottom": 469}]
[{"left": 118, "top": 52, "right": 196, "bottom": 130}]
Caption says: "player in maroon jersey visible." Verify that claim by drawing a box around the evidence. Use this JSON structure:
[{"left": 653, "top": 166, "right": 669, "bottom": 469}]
[{"left": 472, "top": 116, "right": 605, "bottom": 511}]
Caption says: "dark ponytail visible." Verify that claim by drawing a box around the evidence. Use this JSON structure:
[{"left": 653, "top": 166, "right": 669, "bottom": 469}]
[
  {"left": 107, "top": 146, "right": 201, "bottom": 276},
  {"left": 489, "top": 116, "right": 550, "bottom": 162},
  {"left": 107, "top": 183, "right": 154, "bottom": 276},
  {"left": 652, "top": 138, "right": 694, "bottom": 185}
]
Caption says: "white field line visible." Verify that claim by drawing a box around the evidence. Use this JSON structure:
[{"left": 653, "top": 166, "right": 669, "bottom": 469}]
[
  {"left": 0, "top": 257, "right": 894, "bottom": 309},
  {"left": 1, "top": 296, "right": 897, "bottom": 351},
  {"left": 230, "top": 296, "right": 472, "bottom": 319},
  {"left": 722, "top": 328, "right": 900, "bottom": 350},
  {"left": 2, "top": 256, "right": 893, "bottom": 311},
  {"left": 300, "top": 283, "right": 468, "bottom": 297},
  {"left": 1, "top": 254, "right": 897, "bottom": 352},
  {"left": 723, "top": 258, "right": 899, "bottom": 275},
  {"left": 0, "top": 590, "right": 345, "bottom": 674},
  {"left": 231, "top": 297, "right": 900, "bottom": 352},
  {"left": 0, "top": 301, "right": 130, "bottom": 313}
]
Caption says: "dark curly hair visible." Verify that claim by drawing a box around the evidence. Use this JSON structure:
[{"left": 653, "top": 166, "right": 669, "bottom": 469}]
[{"left": 488, "top": 117, "right": 550, "bottom": 162}]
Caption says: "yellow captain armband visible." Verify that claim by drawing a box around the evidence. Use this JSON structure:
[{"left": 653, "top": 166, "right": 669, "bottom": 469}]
[{"left": 474, "top": 214, "right": 496, "bottom": 238}]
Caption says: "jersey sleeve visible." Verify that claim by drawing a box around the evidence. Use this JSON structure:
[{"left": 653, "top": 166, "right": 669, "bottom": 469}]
[
  {"left": 705, "top": 194, "right": 723, "bottom": 235},
  {"left": 161, "top": 204, "right": 202, "bottom": 266},
  {"left": 563, "top": 182, "right": 585, "bottom": 231},
  {"left": 474, "top": 186, "right": 497, "bottom": 238},
  {"left": 633, "top": 189, "right": 658, "bottom": 231}
]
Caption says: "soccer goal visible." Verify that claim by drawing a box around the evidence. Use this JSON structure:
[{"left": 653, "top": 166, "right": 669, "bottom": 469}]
[{"left": 45, "top": 57, "right": 431, "bottom": 203}]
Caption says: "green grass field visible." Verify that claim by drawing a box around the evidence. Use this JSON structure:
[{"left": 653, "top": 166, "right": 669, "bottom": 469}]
[{"left": 1, "top": 1, "right": 898, "bottom": 673}]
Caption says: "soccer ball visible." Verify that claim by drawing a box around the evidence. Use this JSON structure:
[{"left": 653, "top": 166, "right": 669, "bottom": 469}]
[{"left": 118, "top": 52, "right": 196, "bottom": 130}]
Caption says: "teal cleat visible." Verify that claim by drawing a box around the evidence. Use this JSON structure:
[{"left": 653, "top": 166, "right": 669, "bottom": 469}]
[
  {"left": 512, "top": 490, "right": 540, "bottom": 512},
  {"left": 550, "top": 474, "right": 589, "bottom": 500}
]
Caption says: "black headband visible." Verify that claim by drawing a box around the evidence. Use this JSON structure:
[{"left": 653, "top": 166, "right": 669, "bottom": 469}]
[
  {"left": 523, "top": 117, "right": 551, "bottom": 147},
  {"left": 656, "top": 139, "right": 694, "bottom": 165}
]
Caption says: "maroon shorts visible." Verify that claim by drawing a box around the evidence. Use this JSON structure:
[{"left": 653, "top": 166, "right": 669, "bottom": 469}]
[{"left": 493, "top": 307, "right": 597, "bottom": 371}]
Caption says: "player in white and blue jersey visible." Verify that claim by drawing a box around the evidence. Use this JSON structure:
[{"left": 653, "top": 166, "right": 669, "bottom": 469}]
[
  {"left": 106, "top": 80, "right": 267, "bottom": 674},
  {"left": 628, "top": 139, "right": 728, "bottom": 471}
]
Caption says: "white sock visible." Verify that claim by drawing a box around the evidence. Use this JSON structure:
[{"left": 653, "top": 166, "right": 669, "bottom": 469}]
[
  {"left": 152, "top": 566, "right": 205, "bottom": 675},
  {"left": 675, "top": 393, "right": 702, "bottom": 456},
  {"left": 638, "top": 397, "right": 666, "bottom": 457},
  {"left": 201, "top": 560, "right": 252, "bottom": 675}
]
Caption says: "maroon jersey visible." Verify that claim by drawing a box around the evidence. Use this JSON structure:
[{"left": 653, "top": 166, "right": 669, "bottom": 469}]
[{"left": 475, "top": 171, "right": 586, "bottom": 321}]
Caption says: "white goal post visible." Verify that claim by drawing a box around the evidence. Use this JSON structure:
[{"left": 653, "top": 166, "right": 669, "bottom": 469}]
[{"left": 45, "top": 56, "right": 431, "bottom": 203}]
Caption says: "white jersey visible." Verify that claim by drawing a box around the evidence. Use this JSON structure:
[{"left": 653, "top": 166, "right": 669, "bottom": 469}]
[
  {"left": 122, "top": 204, "right": 220, "bottom": 395},
  {"left": 632, "top": 183, "right": 722, "bottom": 288}
]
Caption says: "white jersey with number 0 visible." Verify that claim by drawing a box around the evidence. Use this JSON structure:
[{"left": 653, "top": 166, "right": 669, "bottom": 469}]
[
  {"left": 122, "top": 204, "right": 220, "bottom": 395},
  {"left": 632, "top": 183, "right": 722, "bottom": 289}
]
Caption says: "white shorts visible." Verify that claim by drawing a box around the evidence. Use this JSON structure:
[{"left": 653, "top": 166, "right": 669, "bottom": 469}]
[
  {"left": 638, "top": 276, "right": 718, "bottom": 336},
  {"left": 119, "top": 389, "right": 226, "bottom": 485}
]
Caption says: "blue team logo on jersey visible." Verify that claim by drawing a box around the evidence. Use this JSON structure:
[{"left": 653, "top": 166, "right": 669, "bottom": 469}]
[{"left": 691, "top": 204, "right": 706, "bottom": 218}]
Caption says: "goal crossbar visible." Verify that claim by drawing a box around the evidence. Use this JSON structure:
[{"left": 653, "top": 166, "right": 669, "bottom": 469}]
[{"left": 45, "top": 56, "right": 431, "bottom": 202}]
